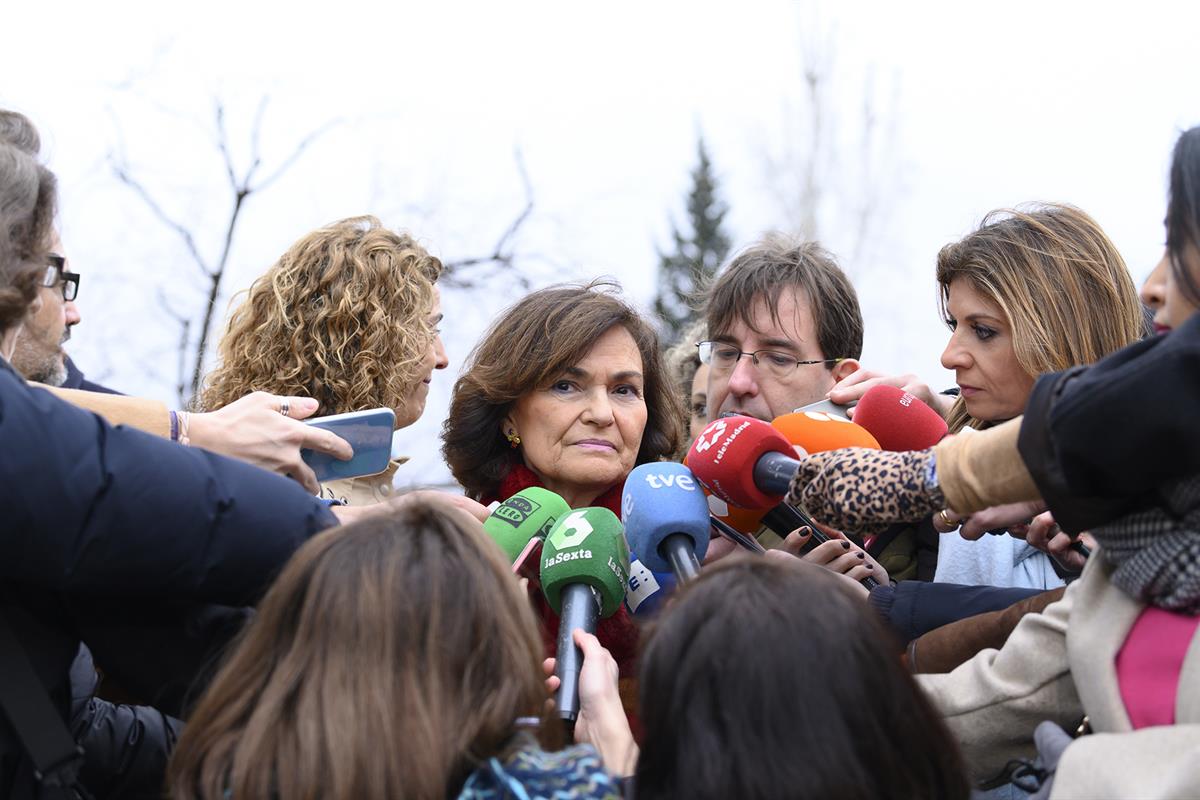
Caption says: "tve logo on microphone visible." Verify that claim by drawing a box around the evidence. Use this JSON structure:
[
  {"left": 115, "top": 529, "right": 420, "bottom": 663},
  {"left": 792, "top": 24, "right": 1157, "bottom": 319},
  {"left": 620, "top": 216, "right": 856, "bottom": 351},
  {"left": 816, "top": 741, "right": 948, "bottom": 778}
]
[{"left": 641, "top": 472, "right": 696, "bottom": 491}]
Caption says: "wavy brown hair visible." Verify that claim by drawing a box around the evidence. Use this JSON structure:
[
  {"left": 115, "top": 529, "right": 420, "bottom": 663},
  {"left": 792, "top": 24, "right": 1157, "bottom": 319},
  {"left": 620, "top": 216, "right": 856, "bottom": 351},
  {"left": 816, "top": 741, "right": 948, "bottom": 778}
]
[
  {"left": 168, "top": 496, "right": 555, "bottom": 800},
  {"left": 936, "top": 204, "right": 1143, "bottom": 432},
  {"left": 198, "top": 216, "right": 441, "bottom": 416},
  {"left": 443, "top": 281, "right": 685, "bottom": 500},
  {"left": 0, "top": 140, "right": 56, "bottom": 335}
]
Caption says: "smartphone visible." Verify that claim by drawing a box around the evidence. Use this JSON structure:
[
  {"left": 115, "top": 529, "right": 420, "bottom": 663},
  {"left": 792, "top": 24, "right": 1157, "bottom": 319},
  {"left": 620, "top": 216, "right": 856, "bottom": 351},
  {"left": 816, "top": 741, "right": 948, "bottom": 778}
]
[
  {"left": 512, "top": 537, "right": 544, "bottom": 589},
  {"left": 709, "top": 515, "right": 767, "bottom": 554},
  {"left": 301, "top": 407, "right": 395, "bottom": 482},
  {"left": 794, "top": 397, "right": 856, "bottom": 418}
]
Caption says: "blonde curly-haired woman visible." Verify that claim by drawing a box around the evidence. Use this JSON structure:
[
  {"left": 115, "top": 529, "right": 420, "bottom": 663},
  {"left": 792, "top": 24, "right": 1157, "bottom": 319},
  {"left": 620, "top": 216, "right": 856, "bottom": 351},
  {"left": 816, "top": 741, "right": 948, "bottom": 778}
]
[{"left": 199, "top": 216, "right": 448, "bottom": 504}]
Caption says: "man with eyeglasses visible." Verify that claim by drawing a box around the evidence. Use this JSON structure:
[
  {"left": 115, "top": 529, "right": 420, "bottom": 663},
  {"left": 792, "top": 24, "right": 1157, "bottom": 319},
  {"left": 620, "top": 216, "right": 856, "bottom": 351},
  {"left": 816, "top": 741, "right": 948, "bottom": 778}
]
[
  {"left": 701, "top": 235, "right": 863, "bottom": 425},
  {"left": 10, "top": 233, "right": 100, "bottom": 389},
  {"left": 700, "top": 235, "right": 941, "bottom": 585}
]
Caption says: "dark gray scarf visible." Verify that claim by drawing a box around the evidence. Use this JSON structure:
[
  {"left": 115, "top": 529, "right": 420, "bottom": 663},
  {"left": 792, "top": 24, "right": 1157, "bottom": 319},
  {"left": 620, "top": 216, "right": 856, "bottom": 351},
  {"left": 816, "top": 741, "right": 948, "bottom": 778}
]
[{"left": 1090, "top": 475, "right": 1200, "bottom": 614}]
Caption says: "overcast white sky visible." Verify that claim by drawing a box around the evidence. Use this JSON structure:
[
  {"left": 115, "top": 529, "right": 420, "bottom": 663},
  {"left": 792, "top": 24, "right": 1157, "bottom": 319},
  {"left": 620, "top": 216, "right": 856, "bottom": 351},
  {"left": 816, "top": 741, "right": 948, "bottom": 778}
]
[{"left": 3, "top": 0, "right": 1197, "bottom": 485}]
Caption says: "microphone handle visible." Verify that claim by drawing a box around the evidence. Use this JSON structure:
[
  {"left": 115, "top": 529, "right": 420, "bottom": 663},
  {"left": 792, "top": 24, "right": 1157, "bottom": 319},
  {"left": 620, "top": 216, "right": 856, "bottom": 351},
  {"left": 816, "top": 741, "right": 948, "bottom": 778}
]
[
  {"left": 660, "top": 532, "right": 702, "bottom": 583},
  {"left": 761, "top": 503, "right": 880, "bottom": 590},
  {"left": 554, "top": 583, "right": 600, "bottom": 723},
  {"left": 752, "top": 450, "right": 799, "bottom": 497}
]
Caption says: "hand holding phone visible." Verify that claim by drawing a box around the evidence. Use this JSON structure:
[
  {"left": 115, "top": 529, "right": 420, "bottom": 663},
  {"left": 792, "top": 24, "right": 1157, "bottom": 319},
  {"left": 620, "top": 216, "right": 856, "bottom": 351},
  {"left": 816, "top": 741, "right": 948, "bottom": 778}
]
[{"left": 301, "top": 408, "right": 395, "bottom": 483}]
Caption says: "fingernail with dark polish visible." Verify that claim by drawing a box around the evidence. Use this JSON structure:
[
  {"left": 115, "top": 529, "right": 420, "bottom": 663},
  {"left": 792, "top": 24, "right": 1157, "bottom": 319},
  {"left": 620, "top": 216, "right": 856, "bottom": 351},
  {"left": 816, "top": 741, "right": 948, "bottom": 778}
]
[
  {"left": 856, "top": 552, "right": 865, "bottom": 559},
  {"left": 841, "top": 541, "right": 851, "bottom": 550}
]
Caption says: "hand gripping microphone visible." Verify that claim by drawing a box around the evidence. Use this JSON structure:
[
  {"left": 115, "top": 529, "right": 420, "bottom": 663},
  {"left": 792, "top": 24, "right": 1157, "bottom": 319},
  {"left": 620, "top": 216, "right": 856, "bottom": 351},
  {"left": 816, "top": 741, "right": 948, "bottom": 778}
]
[
  {"left": 852, "top": 385, "right": 948, "bottom": 451},
  {"left": 483, "top": 487, "right": 572, "bottom": 565},
  {"left": 540, "top": 507, "right": 630, "bottom": 723},
  {"left": 622, "top": 462, "right": 710, "bottom": 583}
]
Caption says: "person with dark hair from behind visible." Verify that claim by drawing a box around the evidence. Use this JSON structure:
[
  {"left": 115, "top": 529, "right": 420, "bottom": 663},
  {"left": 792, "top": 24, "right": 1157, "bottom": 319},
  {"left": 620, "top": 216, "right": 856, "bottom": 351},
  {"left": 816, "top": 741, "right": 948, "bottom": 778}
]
[
  {"left": 547, "top": 556, "right": 969, "bottom": 800},
  {"left": 169, "top": 495, "right": 621, "bottom": 800}
]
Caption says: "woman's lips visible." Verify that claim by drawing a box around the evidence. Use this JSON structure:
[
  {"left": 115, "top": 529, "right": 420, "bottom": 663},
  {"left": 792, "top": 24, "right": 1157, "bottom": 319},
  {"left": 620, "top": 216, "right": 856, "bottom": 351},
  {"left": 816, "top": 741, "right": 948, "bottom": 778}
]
[
  {"left": 1154, "top": 323, "right": 1173, "bottom": 335},
  {"left": 958, "top": 384, "right": 981, "bottom": 398},
  {"left": 574, "top": 440, "right": 616, "bottom": 451}
]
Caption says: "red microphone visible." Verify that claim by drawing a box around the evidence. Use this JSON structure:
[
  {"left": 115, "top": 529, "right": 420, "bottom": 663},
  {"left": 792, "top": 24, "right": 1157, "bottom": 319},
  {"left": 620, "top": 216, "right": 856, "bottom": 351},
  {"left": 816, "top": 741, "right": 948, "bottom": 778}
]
[
  {"left": 687, "top": 416, "right": 798, "bottom": 509},
  {"left": 852, "top": 385, "right": 948, "bottom": 451}
]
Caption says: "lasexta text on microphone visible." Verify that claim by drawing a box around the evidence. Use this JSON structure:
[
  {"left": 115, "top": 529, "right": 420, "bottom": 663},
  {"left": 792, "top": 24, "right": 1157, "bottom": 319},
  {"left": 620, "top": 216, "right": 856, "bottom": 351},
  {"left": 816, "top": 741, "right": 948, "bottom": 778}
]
[{"left": 539, "top": 507, "right": 630, "bottom": 723}]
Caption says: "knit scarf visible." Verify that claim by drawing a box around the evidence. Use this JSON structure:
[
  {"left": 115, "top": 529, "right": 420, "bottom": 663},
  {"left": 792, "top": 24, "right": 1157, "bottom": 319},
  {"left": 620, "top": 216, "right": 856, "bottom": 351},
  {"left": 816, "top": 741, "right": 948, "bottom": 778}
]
[{"left": 1090, "top": 475, "right": 1200, "bottom": 614}]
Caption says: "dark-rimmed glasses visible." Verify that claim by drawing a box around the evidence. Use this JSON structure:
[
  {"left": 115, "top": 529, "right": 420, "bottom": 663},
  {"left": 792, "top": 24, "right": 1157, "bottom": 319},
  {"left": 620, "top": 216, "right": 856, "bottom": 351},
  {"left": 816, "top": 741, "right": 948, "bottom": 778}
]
[
  {"left": 696, "top": 340, "right": 843, "bottom": 379},
  {"left": 40, "top": 255, "right": 80, "bottom": 302}
]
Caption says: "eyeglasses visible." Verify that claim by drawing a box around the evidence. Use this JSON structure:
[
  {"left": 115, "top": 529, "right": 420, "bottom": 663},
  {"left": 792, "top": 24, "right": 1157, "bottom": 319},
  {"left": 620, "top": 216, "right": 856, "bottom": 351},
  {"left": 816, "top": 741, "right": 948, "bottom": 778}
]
[
  {"left": 696, "top": 340, "right": 843, "bottom": 379},
  {"left": 40, "top": 255, "right": 80, "bottom": 302}
]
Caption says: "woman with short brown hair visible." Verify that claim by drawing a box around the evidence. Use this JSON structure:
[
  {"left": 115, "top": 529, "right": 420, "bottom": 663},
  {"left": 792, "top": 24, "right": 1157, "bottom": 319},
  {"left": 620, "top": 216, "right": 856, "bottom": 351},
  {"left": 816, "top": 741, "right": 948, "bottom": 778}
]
[
  {"left": 442, "top": 281, "right": 683, "bottom": 505},
  {"left": 442, "top": 281, "right": 685, "bottom": 722}
]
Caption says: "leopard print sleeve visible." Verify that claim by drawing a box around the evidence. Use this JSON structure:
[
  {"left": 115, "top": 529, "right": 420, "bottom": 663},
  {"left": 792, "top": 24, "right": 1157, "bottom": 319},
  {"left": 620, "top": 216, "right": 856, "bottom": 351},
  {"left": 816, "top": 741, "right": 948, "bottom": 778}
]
[{"left": 785, "top": 448, "right": 946, "bottom": 535}]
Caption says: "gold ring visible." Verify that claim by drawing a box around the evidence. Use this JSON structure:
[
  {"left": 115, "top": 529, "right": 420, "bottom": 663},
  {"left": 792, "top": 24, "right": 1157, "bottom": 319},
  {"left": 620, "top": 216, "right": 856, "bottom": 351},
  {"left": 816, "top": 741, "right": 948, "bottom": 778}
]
[{"left": 937, "top": 509, "right": 954, "bottom": 528}]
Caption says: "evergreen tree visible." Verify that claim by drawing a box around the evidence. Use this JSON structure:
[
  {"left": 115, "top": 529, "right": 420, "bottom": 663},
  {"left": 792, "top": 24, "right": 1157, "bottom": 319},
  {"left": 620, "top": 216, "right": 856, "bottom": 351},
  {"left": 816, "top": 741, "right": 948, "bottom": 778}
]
[{"left": 654, "top": 137, "right": 732, "bottom": 345}]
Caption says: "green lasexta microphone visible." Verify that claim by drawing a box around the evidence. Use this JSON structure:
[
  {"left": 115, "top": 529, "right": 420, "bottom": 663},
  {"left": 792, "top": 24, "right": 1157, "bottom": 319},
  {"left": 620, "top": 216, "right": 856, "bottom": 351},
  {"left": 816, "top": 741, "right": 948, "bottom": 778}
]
[
  {"left": 539, "top": 507, "right": 630, "bottom": 722},
  {"left": 482, "top": 487, "right": 572, "bottom": 565}
]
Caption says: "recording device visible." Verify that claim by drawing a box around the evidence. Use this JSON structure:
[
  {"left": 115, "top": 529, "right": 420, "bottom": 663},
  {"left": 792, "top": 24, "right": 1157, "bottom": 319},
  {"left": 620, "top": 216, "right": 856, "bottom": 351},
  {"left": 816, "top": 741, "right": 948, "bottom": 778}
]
[
  {"left": 795, "top": 396, "right": 856, "bottom": 418},
  {"left": 300, "top": 407, "right": 394, "bottom": 482},
  {"left": 708, "top": 515, "right": 766, "bottom": 554},
  {"left": 688, "top": 416, "right": 880, "bottom": 589},
  {"left": 483, "top": 487, "right": 571, "bottom": 585},
  {"left": 622, "top": 463, "right": 710, "bottom": 582},
  {"left": 852, "top": 385, "right": 948, "bottom": 451},
  {"left": 540, "top": 508, "right": 630, "bottom": 723}
]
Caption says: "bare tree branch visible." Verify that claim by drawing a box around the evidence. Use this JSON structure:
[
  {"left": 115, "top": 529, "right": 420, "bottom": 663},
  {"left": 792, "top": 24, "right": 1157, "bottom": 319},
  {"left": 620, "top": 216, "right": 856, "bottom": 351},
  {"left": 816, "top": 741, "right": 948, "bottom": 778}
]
[
  {"left": 251, "top": 118, "right": 343, "bottom": 192},
  {"left": 110, "top": 155, "right": 212, "bottom": 277},
  {"left": 214, "top": 101, "right": 240, "bottom": 192},
  {"left": 441, "top": 148, "right": 535, "bottom": 289}
]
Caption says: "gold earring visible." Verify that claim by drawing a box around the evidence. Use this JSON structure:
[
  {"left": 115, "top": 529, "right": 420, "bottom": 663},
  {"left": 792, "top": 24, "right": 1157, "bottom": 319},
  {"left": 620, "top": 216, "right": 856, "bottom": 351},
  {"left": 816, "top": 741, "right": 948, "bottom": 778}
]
[{"left": 505, "top": 430, "right": 521, "bottom": 448}]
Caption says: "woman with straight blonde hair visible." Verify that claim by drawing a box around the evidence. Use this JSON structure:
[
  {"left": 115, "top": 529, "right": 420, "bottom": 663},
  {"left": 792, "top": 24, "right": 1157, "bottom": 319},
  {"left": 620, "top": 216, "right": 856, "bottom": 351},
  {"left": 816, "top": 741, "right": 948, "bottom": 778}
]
[
  {"left": 168, "top": 495, "right": 622, "bottom": 800},
  {"left": 198, "top": 215, "right": 449, "bottom": 504},
  {"left": 830, "top": 203, "right": 1144, "bottom": 587}
]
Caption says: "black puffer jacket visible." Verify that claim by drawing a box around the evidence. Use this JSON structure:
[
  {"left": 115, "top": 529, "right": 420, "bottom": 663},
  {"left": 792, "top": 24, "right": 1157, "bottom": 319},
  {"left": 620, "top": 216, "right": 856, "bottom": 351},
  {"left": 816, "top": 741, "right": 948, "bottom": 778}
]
[
  {"left": 0, "top": 359, "right": 337, "bottom": 798},
  {"left": 68, "top": 645, "right": 181, "bottom": 799},
  {"left": 1019, "top": 311, "right": 1200, "bottom": 534}
]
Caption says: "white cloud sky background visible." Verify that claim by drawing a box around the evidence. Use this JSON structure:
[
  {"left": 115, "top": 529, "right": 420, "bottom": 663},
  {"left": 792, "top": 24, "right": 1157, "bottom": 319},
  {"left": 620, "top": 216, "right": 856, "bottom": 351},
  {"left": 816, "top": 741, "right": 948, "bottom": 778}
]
[{"left": 3, "top": 0, "right": 1197, "bottom": 486}]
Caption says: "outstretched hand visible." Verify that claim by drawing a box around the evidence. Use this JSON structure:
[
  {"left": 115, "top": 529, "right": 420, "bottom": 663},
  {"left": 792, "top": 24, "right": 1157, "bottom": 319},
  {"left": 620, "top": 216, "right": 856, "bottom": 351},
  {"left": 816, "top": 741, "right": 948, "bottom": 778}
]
[
  {"left": 542, "top": 630, "right": 637, "bottom": 776},
  {"left": 188, "top": 391, "right": 353, "bottom": 494},
  {"left": 786, "top": 448, "right": 944, "bottom": 535}
]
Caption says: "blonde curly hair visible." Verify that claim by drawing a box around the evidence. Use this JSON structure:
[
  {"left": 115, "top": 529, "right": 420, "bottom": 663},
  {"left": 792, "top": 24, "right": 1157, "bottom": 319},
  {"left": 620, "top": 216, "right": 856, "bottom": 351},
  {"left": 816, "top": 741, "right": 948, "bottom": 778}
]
[{"left": 199, "top": 216, "right": 442, "bottom": 419}]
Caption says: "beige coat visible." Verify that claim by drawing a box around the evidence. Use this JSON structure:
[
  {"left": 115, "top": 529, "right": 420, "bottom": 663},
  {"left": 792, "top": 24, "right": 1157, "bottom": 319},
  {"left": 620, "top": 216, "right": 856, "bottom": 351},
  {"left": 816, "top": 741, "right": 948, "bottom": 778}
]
[
  {"left": 918, "top": 554, "right": 1200, "bottom": 798},
  {"left": 320, "top": 458, "right": 407, "bottom": 506}
]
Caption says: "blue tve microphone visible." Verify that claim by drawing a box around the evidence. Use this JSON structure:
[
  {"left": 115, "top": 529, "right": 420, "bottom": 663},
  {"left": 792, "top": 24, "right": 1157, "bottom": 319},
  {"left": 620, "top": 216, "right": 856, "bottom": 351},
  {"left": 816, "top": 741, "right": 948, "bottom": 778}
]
[
  {"left": 622, "top": 462, "right": 710, "bottom": 583},
  {"left": 625, "top": 557, "right": 677, "bottom": 617}
]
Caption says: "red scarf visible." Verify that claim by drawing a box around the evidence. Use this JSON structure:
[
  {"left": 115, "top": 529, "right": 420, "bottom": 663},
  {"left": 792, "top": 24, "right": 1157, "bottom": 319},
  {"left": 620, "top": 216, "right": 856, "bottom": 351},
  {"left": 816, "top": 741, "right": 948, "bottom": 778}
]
[{"left": 486, "top": 465, "right": 640, "bottom": 678}]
